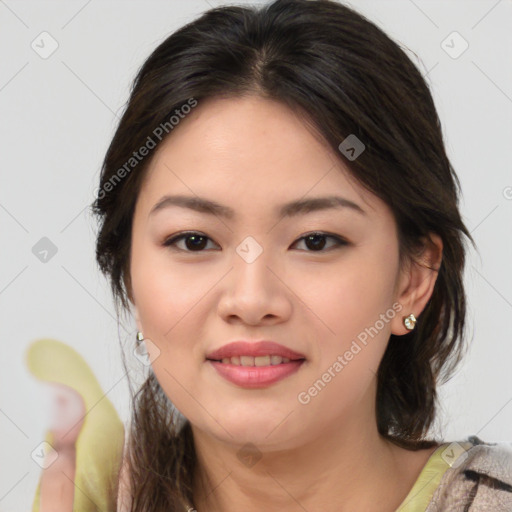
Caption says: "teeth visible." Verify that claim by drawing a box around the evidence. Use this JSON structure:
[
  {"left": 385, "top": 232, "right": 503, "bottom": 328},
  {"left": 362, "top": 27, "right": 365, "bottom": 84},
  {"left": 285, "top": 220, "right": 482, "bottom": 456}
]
[
  {"left": 218, "top": 355, "right": 293, "bottom": 366},
  {"left": 240, "top": 355, "right": 255, "bottom": 366},
  {"left": 254, "top": 355, "right": 270, "bottom": 366}
]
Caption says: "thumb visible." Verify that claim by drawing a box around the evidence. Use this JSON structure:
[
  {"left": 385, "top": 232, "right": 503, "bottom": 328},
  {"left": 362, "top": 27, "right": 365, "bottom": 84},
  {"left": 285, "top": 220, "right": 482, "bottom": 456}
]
[
  {"left": 46, "top": 383, "right": 86, "bottom": 450},
  {"left": 26, "top": 338, "right": 125, "bottom": 512}
]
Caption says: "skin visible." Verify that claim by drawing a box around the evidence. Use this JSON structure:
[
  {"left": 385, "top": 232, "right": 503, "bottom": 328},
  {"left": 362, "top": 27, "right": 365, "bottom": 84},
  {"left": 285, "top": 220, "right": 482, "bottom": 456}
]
[
  {"left": 39, "top": 448, "right": 76, "bottom": 512},
  {"left": 125, "top": 95, "right": 443, "bottom": 511},
  {"left": 39, "top": 385, "right": 85, "bottom": 512},
  {"left": 38, "top": 95, "right": 443, "bottom": 511}
]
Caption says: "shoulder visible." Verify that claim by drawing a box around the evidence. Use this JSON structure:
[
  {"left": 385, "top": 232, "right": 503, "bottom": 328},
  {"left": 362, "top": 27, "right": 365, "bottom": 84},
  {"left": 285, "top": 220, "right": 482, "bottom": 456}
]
[
  {"left": 427, "top": 436, "right": 512, "bottom": 511},
  {"left": 462, "top": 436, "right": 512, "bottom": 481}
]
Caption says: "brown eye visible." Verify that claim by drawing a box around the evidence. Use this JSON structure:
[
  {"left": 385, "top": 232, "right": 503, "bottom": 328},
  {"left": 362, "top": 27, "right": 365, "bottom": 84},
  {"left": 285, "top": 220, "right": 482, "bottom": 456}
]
[
  {"left": 163, "top": 231, "right": 348, "bottom": 253},
  {"left": 163, "top": 232, "right": 217, "bottom": 252},
  {"left": 292, "top": 232, "right": 348, "bottom": 252}
]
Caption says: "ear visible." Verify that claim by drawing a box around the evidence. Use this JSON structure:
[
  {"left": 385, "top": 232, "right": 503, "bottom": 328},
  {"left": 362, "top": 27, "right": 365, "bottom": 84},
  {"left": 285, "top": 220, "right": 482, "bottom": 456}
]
[
  {"left": 133, "top": 305, "right": 143, "bottom": 334},
  {"left": 123, "top": 268, "right": 134, "bottom": 306},
  {"left": 123, "top": 271, "right": 144, "bottom": 335},
  {"left": 391, "top": 233, "right": 443, "bottom": 336}
]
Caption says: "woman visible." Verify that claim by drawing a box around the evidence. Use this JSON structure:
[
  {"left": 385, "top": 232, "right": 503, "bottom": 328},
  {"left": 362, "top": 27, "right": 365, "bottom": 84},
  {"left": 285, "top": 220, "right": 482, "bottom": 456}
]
[{"left": 32, "top": 0, "right": 512, "bottom": 510}]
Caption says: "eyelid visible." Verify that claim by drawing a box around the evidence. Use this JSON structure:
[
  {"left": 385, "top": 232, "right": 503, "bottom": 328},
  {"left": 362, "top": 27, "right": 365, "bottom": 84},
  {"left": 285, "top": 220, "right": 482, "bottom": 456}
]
[
  {"left": 162, "top": 230, "right": 349, "bottom": 252},
  {"left": 292, "top": 231, "right": 349, "bottom": 251},
  {"left": 162, "top": 231, "right": 218, "bottom": 251}
]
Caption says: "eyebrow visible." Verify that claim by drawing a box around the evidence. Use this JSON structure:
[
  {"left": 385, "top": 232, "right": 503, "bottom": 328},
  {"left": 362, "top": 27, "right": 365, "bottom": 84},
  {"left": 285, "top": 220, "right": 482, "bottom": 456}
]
[{"left": 149, "top": 194, "right": 366, "bottom": 219}]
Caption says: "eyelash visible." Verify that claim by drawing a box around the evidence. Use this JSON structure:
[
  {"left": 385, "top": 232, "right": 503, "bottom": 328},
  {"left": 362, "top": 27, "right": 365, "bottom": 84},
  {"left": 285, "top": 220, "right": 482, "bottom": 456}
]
[{"left": 162, "top": 231, "right": 349, "bottom": 253}]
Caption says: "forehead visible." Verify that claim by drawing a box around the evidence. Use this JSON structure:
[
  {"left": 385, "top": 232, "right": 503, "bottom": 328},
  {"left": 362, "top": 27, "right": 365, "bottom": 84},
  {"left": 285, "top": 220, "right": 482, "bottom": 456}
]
[{"left": 137, "top": 95, "right": 380, "bottom": 218}]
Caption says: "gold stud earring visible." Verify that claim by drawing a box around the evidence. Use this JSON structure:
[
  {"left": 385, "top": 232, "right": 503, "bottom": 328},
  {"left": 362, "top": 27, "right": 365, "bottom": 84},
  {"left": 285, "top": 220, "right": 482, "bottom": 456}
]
[
  {"left": 403, "top": 313, "right": 416, "bottom": 330},
  {"left": 136, "top": 331, "right": 144, "bottom": 345}
]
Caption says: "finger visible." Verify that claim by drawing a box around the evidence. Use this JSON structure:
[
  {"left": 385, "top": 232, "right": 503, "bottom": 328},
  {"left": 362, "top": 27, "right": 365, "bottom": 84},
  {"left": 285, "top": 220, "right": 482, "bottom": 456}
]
[
  {"left": 26, "top": 338, "right": 125, "bottom": 512},
  {"left": 46, "top": 383, "right": 86, "bottom": 448}
]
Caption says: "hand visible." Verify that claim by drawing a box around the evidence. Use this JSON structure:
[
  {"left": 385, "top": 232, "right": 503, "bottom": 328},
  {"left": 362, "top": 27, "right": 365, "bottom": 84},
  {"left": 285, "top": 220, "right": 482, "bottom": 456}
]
[
  {"left": 26, "top": 338, "right": 125, "bottom": 512},
  {"left": 47, "top": 383, "right": 86, "bottom": 450},
  {"left": 38, "top": 384, "right": 85, "bottom": 512}
]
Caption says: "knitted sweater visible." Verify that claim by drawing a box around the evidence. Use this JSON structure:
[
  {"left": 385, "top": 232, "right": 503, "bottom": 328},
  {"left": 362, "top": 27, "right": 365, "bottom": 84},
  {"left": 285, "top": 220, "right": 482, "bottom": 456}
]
[{"left": 398, "top": 436, "right": 512, "bottom": 511}]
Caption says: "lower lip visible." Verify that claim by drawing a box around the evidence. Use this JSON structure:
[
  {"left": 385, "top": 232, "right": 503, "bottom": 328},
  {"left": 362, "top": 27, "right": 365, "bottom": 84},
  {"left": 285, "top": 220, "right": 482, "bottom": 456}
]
[{"left": 207, "top": 359, "right": 305, "bottom": 388}]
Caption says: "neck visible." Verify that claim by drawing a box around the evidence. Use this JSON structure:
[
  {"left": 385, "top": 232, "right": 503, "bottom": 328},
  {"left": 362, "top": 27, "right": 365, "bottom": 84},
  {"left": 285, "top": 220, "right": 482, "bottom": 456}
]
[{"left": 189, "top": 394, "right": 427, "bottom": 511}]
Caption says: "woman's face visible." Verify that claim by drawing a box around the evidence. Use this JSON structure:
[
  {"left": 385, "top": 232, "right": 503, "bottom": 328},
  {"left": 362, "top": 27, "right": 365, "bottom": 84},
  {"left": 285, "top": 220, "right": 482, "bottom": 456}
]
[{"left": 129, "top": 95, "right": 417, "bottom": 450}]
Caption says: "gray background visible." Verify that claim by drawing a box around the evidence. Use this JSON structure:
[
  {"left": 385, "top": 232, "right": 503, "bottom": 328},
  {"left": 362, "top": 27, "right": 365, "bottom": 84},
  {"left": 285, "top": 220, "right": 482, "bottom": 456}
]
[{"left": 1, "top": 0, "right": 511, "bottom": 510}]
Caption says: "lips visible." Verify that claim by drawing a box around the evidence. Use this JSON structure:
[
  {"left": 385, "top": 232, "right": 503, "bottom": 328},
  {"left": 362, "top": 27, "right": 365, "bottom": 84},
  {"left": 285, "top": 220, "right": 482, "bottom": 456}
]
[
  {"left": 208, "top": 359, "right": 304, "bottom": 388},
  {"left": 206, "top": 341, "right": 306, "bottom": 362}
]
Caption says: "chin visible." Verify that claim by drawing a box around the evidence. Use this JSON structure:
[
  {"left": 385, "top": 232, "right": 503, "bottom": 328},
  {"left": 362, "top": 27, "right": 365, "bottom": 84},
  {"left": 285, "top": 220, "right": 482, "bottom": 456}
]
[{"left": 206, "top": 411, "right": 301, "bottom": 449}]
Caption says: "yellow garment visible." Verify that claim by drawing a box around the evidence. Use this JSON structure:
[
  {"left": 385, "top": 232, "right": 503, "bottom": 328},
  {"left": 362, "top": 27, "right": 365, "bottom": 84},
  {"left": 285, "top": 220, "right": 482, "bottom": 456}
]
[
  {"left": 395, "top": 440, "right": 474, "bottom": 511},
  {"left": 26, "top": 338, "right": 478, "bottom": 511},
  {"left": 26, "top": 338, "right": 125, "bottom": 512}
]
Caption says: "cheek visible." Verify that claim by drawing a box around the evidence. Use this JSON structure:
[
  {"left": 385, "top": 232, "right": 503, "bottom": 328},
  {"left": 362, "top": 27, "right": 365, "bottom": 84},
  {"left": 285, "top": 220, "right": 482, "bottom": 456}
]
[
  {"left": 130, "top": 246, "right": 210, "bottom": 413},
  {"left": 302, "top": 243, "right": 399, "bottom": 378},
  {"left": 293, "top": 252, "right": 398, "bottom": 416},
  {"left": 130, "top": 241, "right": 211, "bottom": 334},
  {"left": 311, "top": 254, "right": 397, "bottom": 336}
]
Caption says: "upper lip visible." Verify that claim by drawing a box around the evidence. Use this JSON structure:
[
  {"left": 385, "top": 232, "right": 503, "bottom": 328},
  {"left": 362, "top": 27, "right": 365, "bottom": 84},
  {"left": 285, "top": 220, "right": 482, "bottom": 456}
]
[{"left": 206, "top": 341, "right": 306, "bottom": 361}]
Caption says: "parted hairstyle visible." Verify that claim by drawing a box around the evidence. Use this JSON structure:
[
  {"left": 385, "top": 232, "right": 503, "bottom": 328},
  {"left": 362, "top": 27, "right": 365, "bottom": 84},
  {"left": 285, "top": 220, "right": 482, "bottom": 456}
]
[{"left": 90, "top": 0, "right": 475, "bottom": 509}]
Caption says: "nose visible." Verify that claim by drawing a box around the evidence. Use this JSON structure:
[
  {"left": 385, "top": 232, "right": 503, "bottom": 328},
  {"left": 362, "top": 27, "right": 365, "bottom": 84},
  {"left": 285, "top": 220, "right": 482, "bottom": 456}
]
[{"left": 216, "top": 244, "right": 292, "bottom": 326}]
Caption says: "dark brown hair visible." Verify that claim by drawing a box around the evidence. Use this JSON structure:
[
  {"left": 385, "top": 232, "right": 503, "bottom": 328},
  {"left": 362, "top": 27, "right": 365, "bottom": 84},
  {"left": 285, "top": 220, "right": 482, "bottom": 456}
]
[{"left": 90, "top": 0, "right": 475, "bottom": 509}]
